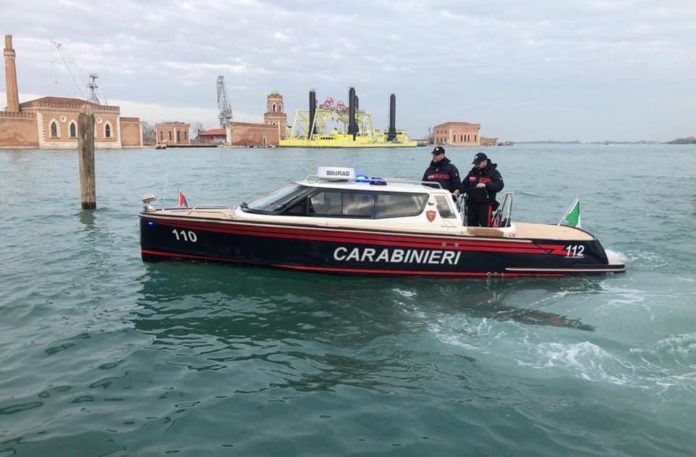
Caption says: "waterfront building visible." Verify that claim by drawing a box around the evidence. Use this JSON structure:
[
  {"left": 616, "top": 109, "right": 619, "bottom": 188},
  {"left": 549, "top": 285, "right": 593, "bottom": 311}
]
[
  {"left": 197, "top": 128, "right": 227, "bottom": 144},
  {"left": 480, "top": 136, "right": 498, "bottom": 146},
  {"left": 433, "top": 121, "right": 481, "bottom": 146},
  {"left": 226, "top": 92, "right": 286, "bottom": 146},
  {"left": 263, "top": 92, "right": 288, "bottom": 140},
  {"left": 155, "top": 122, "right": 190, "bottom": 145},
  {"left": 227, "top": 122, "right": 279, "bottom": 147},
  {"left": 0, "top": 35, "right": 142, "bottom": 149}
]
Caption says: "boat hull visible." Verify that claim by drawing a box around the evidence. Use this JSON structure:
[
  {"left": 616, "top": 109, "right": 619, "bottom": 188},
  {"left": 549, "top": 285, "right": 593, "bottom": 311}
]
[{"left": 140, "top": 214, "right": 625, "bottom": 277}]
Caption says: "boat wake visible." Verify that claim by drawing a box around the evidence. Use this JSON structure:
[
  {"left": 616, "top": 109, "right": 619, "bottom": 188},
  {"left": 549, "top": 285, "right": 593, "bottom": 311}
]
[
  {"left": 604, "top": 249, "right": 626, "bottom": 265},
  {"left": 427, "top": 313, "right": 696, "bottom": 392}
]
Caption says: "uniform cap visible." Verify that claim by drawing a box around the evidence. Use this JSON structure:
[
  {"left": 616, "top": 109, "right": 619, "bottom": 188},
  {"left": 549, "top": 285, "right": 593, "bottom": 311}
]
[
  {"left": 431, "top": 146, "right": 445, "bottom": 155},
  {"left": 472, "top": 152, "right": 488, "bottom": 164}
]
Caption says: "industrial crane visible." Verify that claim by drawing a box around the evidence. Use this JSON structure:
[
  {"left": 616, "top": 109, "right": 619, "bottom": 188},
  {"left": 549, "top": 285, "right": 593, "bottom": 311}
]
[
  {"left": 216, "top": 76, "right": 233, "bottom": 128},
  {"left": 50, "top": 40, "right": 104, "bottom": 104}
]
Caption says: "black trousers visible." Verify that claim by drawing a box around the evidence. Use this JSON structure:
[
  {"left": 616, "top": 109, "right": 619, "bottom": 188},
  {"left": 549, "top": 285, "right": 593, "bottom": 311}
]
[{"left": 466, "top": 203, "right": 493, "bottom": 227}]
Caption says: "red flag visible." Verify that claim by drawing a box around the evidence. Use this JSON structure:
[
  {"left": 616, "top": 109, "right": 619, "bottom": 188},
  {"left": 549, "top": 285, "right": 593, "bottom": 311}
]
[{"left": 178, "top": 190, "right": 188, "bottom": 208}]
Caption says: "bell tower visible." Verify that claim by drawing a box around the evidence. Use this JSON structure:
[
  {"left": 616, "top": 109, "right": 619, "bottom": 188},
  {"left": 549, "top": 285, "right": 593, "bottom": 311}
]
[
  {"left": 264, "top": 92, "right": 287, "bottom": 139},
  {"left": 4, "top": 35, "right": 20, "bottom": 112}
]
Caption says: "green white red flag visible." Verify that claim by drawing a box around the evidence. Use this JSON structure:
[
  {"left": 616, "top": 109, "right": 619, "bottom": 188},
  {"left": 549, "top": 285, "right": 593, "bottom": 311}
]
[{"left": 559, "top": 198, "right": 581, "bottom": 228}]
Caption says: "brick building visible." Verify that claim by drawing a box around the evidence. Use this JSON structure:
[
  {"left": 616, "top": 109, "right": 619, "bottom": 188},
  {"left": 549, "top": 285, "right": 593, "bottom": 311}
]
[
  {"left": 155, "top": 122, "right": 190, "bottom": 145},
  {"left": 0, "top": 35, "right": 142, "bottom": 149},
  {"left": 263, "top": 92, "right": 287, "bottom": 140},
  {"left": 480, "top": 136, "right": 498, "bottom": 146},
  {"left": 227, "top": 122, "right": 279, "bottom": 147},
  {"left": 432, "top": 121, "right": 481, "bottom": 146},
  {"left": 226, "top": 92, "right": 287, "bottom": 146},
  {"left": 197, "top": 128, "right": 227, "bottom": 144}
]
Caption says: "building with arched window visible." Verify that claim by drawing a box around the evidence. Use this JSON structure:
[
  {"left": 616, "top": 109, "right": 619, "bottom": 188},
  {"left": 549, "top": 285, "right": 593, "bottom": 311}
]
[
  {"left": 432, "top": 121, "right": 481, "bottom": 146},
  {"left": 224, "top": 92, "right": 286, "bottom": 147},
  {"left": 0, "top": 35, "right": 142, "bottom": 149},
  {"left": 263, "top": 92, "right": 287, "bottom": 140}
]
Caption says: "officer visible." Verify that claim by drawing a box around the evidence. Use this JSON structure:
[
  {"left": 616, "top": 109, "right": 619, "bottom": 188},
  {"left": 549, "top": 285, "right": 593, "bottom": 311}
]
[
  {"left": 422, "top": 146, "right": 461, "bottom": 194},
  {"left": 455, "top": 152, "right": 504, "bottom": 227}
]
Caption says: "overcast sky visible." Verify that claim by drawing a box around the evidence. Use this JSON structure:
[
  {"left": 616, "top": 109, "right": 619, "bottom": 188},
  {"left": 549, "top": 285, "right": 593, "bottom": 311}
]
[{"left": 1, "top": 0, "right": 695, "bottom": 141}]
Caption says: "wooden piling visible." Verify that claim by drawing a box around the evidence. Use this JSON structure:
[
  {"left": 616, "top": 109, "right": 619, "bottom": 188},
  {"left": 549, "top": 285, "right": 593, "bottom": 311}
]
[{"left": 78, "top": 106, "right": 96, "bottom": 209}]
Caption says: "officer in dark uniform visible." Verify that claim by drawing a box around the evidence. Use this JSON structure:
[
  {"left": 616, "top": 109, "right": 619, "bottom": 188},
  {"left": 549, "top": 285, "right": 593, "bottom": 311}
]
[
  {"left": 456, "top": 152, "right": 504, "bottom": 227},
  {"left": 422, "top": 146, "right": 461, "bottom": 194}
]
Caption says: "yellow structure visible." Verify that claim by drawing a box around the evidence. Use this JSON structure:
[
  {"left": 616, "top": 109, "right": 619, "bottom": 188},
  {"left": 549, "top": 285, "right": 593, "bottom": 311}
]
[{"left": 280, "top": 89, "right": 416, "bottom": 148}]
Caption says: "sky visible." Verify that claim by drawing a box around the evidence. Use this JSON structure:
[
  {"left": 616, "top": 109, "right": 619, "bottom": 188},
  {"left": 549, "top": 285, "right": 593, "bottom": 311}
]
[{"left": 1, "top": 0, "right": 695, "bottom": 141}]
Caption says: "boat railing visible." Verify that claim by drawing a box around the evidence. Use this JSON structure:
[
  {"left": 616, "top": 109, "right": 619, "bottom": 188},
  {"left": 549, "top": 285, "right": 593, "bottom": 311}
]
[
  {"left": 492, "top": 192, "right": 514, "bottom": 228},
  {"left": 157, "top": 205, "right": 230, "bottom": 214}
]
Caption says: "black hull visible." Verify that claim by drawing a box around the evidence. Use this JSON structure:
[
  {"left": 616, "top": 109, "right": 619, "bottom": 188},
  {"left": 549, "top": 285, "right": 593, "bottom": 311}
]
[{"left": 140, "top": 215, "right": 625, "bottom": 277}]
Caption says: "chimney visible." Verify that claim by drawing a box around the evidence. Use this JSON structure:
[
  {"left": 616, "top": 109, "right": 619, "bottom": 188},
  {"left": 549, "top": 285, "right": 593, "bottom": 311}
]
[
  {"left": 308, "top": 89, "right": 317, "bottom": 138},
  {"left": 4, "top": 35, "right": 20, "bottom": 112},
  {"left": 348, "top": 87, "right": 357, "bottom": 136},
  {"left": 387, "top": 94, "right": 397, "bottom": 141}
]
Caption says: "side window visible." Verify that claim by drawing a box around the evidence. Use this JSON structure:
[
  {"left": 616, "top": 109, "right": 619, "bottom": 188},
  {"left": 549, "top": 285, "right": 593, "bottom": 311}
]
[
  {"left": 375, "top": 193, "right": 428, "bottom": 218},
  {"left": 309, "top": 191, "right": 374, "bottom": 217},
  {"left": 434, "top": 195, "right": 455, "bottom": 218},
  {"left": 342, "top": 192, "right": 373, "bottom": 217},
  {"left": 309, "top": 191, "right": 342, "bottom": 216}
]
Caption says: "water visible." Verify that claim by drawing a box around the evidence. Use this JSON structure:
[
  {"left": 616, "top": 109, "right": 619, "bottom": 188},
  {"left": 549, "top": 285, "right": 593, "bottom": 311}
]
[{"left": 1, "top": 144, "right": 695, "bottom": 456}]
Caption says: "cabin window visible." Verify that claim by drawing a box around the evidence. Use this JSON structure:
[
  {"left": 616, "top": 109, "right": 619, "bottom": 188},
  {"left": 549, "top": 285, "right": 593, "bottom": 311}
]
[
  {"left": 50, "top": 121, "right": 58, "bottom": 138},
  {"left": 243, "top": 186, "right": 427, "bottom": 219},
  {"left": 309, "top": 191, "right": 374, "bottom": 217},
  {"left": 244, "top": 184, "right": 312, "bottom": 213},
  {"left": 105, "top": 123, "right": 111, "bottom": 138},
  {"left": 69, "top": 122, "right": 77, "bottom": 138},
  {"left": 309, "top": 191, "right": 342, "bottom": 216},
  {"left": 375, "top": 193, "right": 428, "bottom": 218},
  {"left": 434, "top": 195, "right": 456, "bottom": 218}
]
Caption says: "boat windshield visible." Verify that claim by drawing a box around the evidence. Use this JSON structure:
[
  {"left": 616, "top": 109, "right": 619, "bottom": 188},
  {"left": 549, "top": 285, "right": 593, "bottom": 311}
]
[{"left": 243, "top": 183, "right": 311, "bottom": 213}]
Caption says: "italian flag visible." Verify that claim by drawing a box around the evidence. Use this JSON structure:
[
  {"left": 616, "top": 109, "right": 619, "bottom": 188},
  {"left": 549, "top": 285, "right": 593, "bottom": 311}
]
[
  {"left": 559, "top": 199, "right": 581, "bottom": 228},
  {"left": 177, "top": 189, "right": 188, "bottom": 208}
]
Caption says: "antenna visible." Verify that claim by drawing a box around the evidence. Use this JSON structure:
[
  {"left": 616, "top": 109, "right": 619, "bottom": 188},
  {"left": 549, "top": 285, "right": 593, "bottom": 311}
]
[
  {"left": 87, "top": 73, "right": 100, "bottom": 104},
  {"left": 216, "top": 76, "right": 233, "bottom": 128}
]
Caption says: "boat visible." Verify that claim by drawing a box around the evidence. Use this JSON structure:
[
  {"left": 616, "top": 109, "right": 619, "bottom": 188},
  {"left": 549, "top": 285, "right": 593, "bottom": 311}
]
[
  {"left": 139, "top": 167, "right": 626, "bottom": 277},
  {"left": 155, "top": 143, "right": 167, "bottom": 150},
  {"left": 279, "top": 88, "right": 417, "bottom": 148}
]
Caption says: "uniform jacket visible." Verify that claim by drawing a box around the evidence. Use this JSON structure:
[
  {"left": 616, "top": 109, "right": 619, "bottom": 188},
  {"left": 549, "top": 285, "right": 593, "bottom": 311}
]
[
  {"left": 460, "top": 162, "right": 504, "bottom": 205},
  {"left": 422, "top": 157, "right": 461, "bottom": 192}
]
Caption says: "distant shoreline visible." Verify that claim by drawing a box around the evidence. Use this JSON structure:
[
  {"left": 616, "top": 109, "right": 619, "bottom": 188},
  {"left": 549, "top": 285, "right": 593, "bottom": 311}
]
[{"left": 513, "top": 139, "right": 695, "bottom": 145}]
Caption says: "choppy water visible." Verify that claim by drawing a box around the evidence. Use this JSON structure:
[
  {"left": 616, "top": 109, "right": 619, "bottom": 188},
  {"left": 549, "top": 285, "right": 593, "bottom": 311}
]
[{"left": 1, "top": 144, "right": 695, "bottom": 456}]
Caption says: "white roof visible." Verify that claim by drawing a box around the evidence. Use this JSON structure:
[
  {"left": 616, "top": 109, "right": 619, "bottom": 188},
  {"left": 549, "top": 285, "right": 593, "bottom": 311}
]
[{"left": 296, "top": 178, "right": 443, "bottom": 193}]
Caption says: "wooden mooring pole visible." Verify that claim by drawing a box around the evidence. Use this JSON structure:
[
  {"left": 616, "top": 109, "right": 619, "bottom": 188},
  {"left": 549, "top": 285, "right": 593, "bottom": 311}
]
[{"left": 78, "top": 106, "right": 96, "bottom": 209}]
